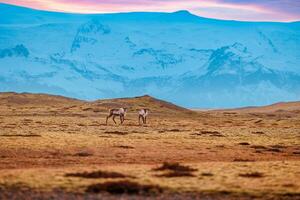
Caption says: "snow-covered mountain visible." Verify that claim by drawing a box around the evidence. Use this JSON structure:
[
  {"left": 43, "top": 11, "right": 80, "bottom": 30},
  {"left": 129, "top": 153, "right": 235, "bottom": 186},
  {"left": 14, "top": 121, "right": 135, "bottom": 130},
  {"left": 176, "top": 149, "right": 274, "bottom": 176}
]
[{"left": 0, "top": 3, "right": 300, "bottom": 108}]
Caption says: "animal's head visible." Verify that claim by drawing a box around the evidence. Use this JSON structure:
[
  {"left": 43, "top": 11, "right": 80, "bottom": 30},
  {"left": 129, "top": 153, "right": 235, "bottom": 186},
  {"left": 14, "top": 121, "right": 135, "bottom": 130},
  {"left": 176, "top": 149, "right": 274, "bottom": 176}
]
[{"left": 123, "top": 108, "right": 128, "bottom": 112}]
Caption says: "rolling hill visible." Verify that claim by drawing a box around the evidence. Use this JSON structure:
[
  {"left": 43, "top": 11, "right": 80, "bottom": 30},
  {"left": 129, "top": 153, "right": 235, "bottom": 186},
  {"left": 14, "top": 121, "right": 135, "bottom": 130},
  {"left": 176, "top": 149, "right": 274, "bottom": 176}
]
[
  {"left": 0, "top": 92, "right": 192, "bottom": 115},
  {"left": 1, "top": 92, "right": 299, "bottom": 116}
]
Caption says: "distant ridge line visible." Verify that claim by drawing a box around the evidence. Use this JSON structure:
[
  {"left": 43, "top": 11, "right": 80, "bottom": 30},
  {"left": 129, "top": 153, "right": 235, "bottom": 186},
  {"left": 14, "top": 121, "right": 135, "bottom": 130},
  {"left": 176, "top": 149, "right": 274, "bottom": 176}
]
[
  {"left": 0, "top": 2, "right": 299, "bottom": 23},
  {"left": 0, "top": 92, "right": 299, "bottom": 113}
]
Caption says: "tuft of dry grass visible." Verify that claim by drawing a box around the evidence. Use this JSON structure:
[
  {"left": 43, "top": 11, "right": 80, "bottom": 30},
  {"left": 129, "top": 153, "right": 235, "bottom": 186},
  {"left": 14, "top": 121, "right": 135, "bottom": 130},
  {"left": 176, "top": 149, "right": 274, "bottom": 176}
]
[
  {"left": 194, "top": 131, "right": 224, "bottom": 137},
  {"left": 73, "top": 150, "right": 94, "bottom": 157},
  {"left": 0, "top": 134, "right": 41, "bottom": 137},
  {"left": 104, "top": 131, "right": 129, "bottom": 135},
  {"left": 153, "top": 162, "right": 197, "bottom": 172},
  {"left": 251, "top": 145, "right": 268, "bottom": 150},
  {"left": 201, "top": 172, "right": 214, "bottom": 177},
  {"left": 238, "top": 142, "right": 250, "bottom": 146},
  {"left": 169, "top": 129, "right": 180, "bottom": 132},
  {"left": 267, "top": 148, "right": 282, "bottom": 153},
  {"left": 154, "top": 162, "right": 197, "bottom": 178},
  {"left": 270, "top": 145, "right": 286, "bottom": 149},
  {"left": 65, "top": 170, "right": 132, "bottom": 179},
  {"left": 233, "top": 158, "right": 254, "bottom": 162},
  {"left": 239, "top": 172, "right": 264, "bottom": 178},
  {"left": 156, "top": 171, "right": 195, "bottom": 177},
  {"left": 114, "top": 145, "right": 135, "bottom": 149},
  {"left": 85, "top": 181, "right": 164, "bottom": 194}
]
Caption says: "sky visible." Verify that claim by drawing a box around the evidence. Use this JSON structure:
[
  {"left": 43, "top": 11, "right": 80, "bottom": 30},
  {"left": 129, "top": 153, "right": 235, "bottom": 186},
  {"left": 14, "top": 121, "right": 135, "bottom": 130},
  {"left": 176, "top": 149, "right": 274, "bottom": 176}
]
[{"left": 1, "top": 0, "right": 300, "bottom": 22}]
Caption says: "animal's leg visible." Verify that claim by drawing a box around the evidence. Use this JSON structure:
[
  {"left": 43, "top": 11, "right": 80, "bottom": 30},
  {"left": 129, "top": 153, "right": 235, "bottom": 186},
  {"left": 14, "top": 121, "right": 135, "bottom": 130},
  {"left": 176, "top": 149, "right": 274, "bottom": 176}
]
[
  {"left": 112, "top": 115, "right": 117, "bottom": 124},
  {"left": 144, "top": 116, "right": 147, "bottom": 124},
  {"left": 122, "top": 115, "right": 125, "bottom": 124},
  {"left": 139, "top": 115, "right": 142, "bottom": 125},
  {"left": 140, "top": 116, "right": 144, "bottom": 124},
  {"left": 120, "top": 115, "right": 123, "bottom": 124},
  {"left": 106, "top": 114, "right": 112, "bottom": 125}
]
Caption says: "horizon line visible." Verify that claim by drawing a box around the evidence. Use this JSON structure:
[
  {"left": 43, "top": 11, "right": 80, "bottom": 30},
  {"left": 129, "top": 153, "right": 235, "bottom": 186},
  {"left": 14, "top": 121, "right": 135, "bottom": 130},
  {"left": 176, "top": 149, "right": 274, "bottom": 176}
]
[{"left": 1, "top": 2, "right": 299, "bottom": 23}]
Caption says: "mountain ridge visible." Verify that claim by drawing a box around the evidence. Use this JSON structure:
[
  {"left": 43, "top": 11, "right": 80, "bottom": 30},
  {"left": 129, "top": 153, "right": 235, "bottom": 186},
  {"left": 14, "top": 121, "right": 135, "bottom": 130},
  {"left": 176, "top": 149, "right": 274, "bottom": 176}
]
[
  {"left": 1, "top": 3, "right": 299, "bottom": 23},
  {"left": 0, "top": 3, "right": 300, "bottom": 108}
]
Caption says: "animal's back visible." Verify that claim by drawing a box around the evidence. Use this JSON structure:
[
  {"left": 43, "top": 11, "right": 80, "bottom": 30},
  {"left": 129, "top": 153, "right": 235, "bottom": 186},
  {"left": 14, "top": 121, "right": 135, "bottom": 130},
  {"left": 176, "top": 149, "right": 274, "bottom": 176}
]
[{"left": 139, "top": 109, "right": 148, "bottom": 116}]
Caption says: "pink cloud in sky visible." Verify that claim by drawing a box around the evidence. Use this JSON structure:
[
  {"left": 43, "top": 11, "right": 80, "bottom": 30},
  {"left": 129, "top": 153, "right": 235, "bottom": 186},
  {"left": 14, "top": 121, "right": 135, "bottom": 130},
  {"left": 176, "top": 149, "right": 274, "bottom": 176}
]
[{"left": 0, "top": 0, "right": 299, "bottom": 22}]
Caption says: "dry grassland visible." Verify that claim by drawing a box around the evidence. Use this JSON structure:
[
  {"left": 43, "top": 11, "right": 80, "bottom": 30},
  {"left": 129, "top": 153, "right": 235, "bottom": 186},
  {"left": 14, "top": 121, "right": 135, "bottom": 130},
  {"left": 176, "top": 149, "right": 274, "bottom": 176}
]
[{"left": 0, "top": 92, "right": 299, "bottom": 199}]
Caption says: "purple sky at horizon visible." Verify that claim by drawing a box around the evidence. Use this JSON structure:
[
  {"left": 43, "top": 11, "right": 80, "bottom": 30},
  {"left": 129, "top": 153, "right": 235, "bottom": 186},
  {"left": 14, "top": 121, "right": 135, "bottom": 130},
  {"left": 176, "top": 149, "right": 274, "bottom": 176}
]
[{"left": 1, "top": 0, "right": 300, "bottom": 22}]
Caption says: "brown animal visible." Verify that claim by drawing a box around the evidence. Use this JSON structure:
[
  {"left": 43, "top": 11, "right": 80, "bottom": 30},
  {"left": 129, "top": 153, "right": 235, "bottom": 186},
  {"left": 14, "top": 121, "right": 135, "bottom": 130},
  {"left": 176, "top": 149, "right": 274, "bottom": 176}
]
[
  {"left": 106, "top": 108, "right": 127, "bottom": 125},
  {"left": 138, "top": 109, "right": 150, "bottom": 125}
]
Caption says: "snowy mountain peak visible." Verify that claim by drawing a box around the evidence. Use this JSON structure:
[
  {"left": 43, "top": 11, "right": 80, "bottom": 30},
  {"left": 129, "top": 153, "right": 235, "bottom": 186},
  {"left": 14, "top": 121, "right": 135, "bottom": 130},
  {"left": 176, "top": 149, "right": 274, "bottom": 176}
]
[{"left": 172, "top": 10, "right": 193, "bottom": 16}]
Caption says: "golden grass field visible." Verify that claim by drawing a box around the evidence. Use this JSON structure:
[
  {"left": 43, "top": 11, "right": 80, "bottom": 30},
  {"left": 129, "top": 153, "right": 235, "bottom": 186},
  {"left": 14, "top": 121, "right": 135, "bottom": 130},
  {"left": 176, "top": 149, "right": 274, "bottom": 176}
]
[{"left": 0, "top": 92, "right": 299, "bottom": 199}]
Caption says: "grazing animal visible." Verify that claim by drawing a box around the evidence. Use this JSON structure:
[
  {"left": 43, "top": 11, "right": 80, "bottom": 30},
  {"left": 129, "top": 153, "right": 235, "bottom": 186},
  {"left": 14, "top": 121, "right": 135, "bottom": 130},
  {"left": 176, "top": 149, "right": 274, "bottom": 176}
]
[
  {"left": 106, "top": 108, "right": 127, "bottom": 125},
  {"left": 138, "top": 109, "right": 150, "bottom": 125}
]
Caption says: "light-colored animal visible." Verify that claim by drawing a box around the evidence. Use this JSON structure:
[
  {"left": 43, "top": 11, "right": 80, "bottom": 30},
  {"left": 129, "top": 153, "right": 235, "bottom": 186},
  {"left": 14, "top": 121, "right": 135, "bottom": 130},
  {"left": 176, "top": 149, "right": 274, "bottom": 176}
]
[
  {"left": 138, "top": 109, "right": 149, "bottom": 125},
  {"left": 106, "top": 108, "right": 127, "bottom": 125}
]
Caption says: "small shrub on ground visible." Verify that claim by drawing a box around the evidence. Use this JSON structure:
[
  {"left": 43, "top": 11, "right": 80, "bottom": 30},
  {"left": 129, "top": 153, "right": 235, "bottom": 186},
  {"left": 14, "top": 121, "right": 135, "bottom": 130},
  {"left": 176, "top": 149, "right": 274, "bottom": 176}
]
[
  {"left": 65, "top": 170, "right": 132, "bottom": 179},
  {"left": 85, "top": 181, "right": 164, "bottom": 195},
  {"left": 153, "top": 162, "right": 197, "bottom": 172},
  {"left": 239, "top": 172, "right": 264, "bottom": 178}
]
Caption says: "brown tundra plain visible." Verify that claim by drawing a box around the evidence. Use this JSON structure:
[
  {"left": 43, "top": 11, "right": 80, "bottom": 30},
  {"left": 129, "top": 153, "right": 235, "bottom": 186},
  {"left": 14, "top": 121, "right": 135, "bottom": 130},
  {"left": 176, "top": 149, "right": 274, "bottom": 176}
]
[{"left": 0, "top": 92, "right": 299, "bottom": 200}]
